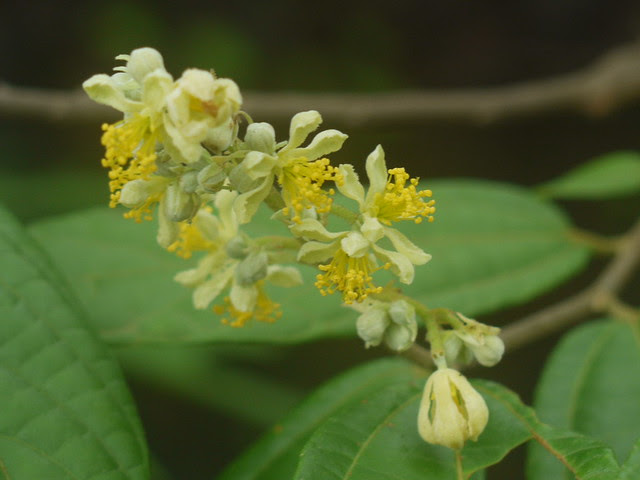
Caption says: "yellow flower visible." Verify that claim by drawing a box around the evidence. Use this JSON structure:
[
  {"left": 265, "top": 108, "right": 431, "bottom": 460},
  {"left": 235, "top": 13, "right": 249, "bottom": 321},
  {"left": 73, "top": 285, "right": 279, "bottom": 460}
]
[{"left": 291, "top": 146, "right": 433, "bottom": 303}]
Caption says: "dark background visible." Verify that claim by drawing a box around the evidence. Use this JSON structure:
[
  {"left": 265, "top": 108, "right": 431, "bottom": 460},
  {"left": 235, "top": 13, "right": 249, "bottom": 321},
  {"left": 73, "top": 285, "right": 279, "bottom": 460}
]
[{"left": 1, "top": 1, "right": 639, "bottom": 479}]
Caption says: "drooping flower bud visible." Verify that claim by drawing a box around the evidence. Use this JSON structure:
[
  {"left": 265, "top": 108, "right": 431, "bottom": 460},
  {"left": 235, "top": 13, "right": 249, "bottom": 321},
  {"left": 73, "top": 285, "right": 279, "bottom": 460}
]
[
  {"left": 164, "top": 183, "right": 199, "bottom": 222},
  {"left": 417, "top": 368, "right": 489, "bottom": 450},
  {"left": 356, "top": 307, "right": 389, "bottom": 348}
]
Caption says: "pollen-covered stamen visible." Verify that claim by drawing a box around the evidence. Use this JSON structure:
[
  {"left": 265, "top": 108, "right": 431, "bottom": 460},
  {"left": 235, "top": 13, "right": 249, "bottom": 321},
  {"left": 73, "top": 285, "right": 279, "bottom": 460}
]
[
  {"left": 373, "top": 168, "right": 436, "bottom": 225},
  {"left": 278, "top": 157, "right": 343, "bottom": 223},
  {"left": 100, "top": 114, "right": 159, "bottom": 217},
  {"left": 167, "top": 218, "right": 216, "bottom": 259},
  {"left": 315, "top": 249, "right": 388, "bottom": 304},
  {"left": 213, "top": 283, "right": 282, "bottom": 327}
]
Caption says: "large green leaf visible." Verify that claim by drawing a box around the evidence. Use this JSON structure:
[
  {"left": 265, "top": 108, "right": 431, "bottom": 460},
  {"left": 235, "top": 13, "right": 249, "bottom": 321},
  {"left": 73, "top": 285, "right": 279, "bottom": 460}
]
[
  {"left": 28, "top": 180, "right": 590, "bottom": 344},
  {"left": 0, "top": 206, "right": 149, "bottom": 479},
  {"left": 292, "top": 379, "right": 532, "bottom": 480},
  {"left": 293, "top": 378, "right": 619, "bottom": 480},
  {"left": 218, "top": 357, "right": 425, "bottom": 480},
  {"left": 527, "top": 319, "right": 640, "bottom": 479},
  {"left": 538, "top": 151, "right": 640, "bottom": 199}
]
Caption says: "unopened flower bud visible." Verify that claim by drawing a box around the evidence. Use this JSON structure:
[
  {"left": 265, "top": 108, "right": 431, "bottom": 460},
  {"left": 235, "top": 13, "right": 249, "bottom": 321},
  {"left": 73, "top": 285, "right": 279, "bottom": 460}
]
[
  {"left": 197, "top": 163, "right": 227, "bottom": 193},
  {"left": 165, "top": 183, "right": 199, "bottom": 222},
  {"left": 119, "top": 177, "right": 166, "bottom": 208},
  {"left": 468, "top": 335, "right": 505, "bottom": 367},
  {"left": 228, "top": 162, "right": 261, "bottom": 193},
  {"left": 235, "top": 251, "right": 269, "bottom": 286},
  {"left": 384, "top": 300, "right": 417, "bottom": 352},
  {"left": 180, "top": 171, "right": 199, "bottom": 194},
  {"left": 417, "top": 368, "right": 489, "bottom": 450},
  {"left": 127, "top": 47, "right": 165, "bottom": 84},
  {"left": 244, "top": 122, "right": 276, "bottom": 154},
  {"left": 356, "top": 308, "right": 389, "bottom": 348},
  {"left": 225, "top": 236, "right": 249, "bottom": 260}
]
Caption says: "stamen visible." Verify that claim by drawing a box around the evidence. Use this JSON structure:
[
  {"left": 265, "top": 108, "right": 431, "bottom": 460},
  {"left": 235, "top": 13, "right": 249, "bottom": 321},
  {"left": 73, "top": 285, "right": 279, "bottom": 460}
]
[
  {"left": 373, "top": 168, "right": 436, "bottom": 225},
  {"left": 278, "top": 157, "right": 343, "bottom": 223},
  {"left": 315, "top": 249, "right": 388, "bottom": 304}
]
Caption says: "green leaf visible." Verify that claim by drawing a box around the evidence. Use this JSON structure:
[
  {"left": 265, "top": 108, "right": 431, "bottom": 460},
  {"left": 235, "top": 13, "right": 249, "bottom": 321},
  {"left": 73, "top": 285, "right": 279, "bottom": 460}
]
[
  {"left": 538, "top": 151, "right": 640, "bottom": 199},
  {"left": 0, "top": 206, "right": 149, "bottom": 479},
  {"left": 619, "top": 437, "right": 640, "bottom": 480},
  {"left": 117, "top": 344, "right": 305, "bottom": 427},
  {"left": 28, "top": 180, "right": 590, "bottom": 344},
  {"left": 292, "top": 379, "right": 532, "bottom": 480},
  {"left": 528, "top": 319, "right": 640, "bottom": 479},
  {"left": 218, "top": 357, "right": 424, "bottom": 480}
]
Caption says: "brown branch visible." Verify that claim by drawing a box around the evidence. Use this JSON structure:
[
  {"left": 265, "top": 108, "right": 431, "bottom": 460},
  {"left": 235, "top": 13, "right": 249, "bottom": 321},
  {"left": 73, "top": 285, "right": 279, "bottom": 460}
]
[
  {"left": 3, "top": 43, "right": 640, "bottom": 127},
  {"left": 501, "top": 217, "right": 640, "bottom": 352}
]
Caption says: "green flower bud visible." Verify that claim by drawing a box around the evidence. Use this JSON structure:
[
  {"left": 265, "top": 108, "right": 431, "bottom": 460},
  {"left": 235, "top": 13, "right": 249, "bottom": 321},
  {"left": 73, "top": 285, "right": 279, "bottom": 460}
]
[
  {"left": 417, "top": 368, "right": 489, "bottom": 450},
  {"left": 119, "top": 177, "right": 167, "bottom": 208},
  {"left": 384, "top": 300, "right": 417, "bottom": 352},
  {"left": 179, "top": 171, "right": 199, "bottom": 194},
  {"left": 244, "top": 122, "right": 276, "bottom": 154},
  {"left": 165, "top": 183, "right": 199, "bottom": 222},
  {"left": 197, "top": 163, "right": 227, "bottom": 193},
  {"left": 225, "top": 236, "right": 249, "bottom": 260},
  {"left": 235, "top": 251, "right": 269, "bottom": 286},
  {"left": 356, "top": 308, "right": 389, "bottom": 348},
  {"left": 157, "top": 196, "right": 179, "bottom": 248}
]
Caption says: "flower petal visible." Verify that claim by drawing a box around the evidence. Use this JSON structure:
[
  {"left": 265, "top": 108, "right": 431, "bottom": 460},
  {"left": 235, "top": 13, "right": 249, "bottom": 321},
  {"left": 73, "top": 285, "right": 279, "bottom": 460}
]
[
  {"left": 364, "top": 145, "right": 388, "bottom": 207},
  {"left": 341, "top": 231, "right": 370, "bottom": 258},
  {"left": 290, "top": 218, "right": 345, "bottom": 242},
  {"left": 281, "top": 110, "right": 322, "bottom": 151},
  {"left": 372, "top": 244, "right": 415, "bottom": 284},
  {"left": 230, "top": 281, "right": 259, "bottom": 312},
  {"left": 286, "top": 129, "right": 348, "bottom": 161},
  {"left": 383, "top": 227, "right": 432, "bottom": 265},
  {"left": 82, "top": 74, "right": 140, "bottom": 112},
  {"left": 233, "top": 175, "right": 273, "bottom": 224},
  {"left": 192, "top": 264, "right": 235, "bottom": 309},
  {"left": 266, "top": 265, "right": 303, "bottom": 287},
  {"left": 336, "top": 164, "right": 365, "bottom": 207},
  {"left": 297, "top": 240, "right": 340, "bottom": 264}
]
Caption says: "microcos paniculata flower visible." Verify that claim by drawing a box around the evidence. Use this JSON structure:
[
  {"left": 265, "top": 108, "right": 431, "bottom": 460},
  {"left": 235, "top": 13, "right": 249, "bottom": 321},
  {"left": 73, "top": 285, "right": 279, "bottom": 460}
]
[
  {"left": 171, "top": 190, "right": 302, "bottom": 327},
  {"left": 292, "top": 145, "right": 435, "bottom": 304},
  {"left": 83, "top": 47, "right": 241, "bottom": 223}
]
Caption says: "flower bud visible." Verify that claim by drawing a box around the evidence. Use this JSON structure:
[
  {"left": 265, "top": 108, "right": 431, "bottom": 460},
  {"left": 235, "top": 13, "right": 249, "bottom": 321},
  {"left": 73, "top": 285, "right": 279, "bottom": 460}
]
[
  {"left": 119, "top": 177, "right": 167, "bottom": 208},
  {"left": 179, "top": 171, "right": 199, "bottom": 194},
  {"left": 417, "top": 368, "right": 489, "bottom": 450},
  {"left": 244, "top": 122, "right": 276, "bottom": 154},
  {"left": 126, "top": 47, "right": 165, "bottom": 84},
  {"left": 384, "top": 300, "right": 417, "bottom": 352},
  {"left": 164, "top": 183, "right": 199, "bottom": 222},
  {"left": 225, "top": 236, "right": 249, "bottom": 260},
  {"left": 235, "top": 250, "right": 269, "bottom": 286},
  {"left": 467, "top": 334, "right": 505, "bottom": 367},
  {"left": 197, "top": 163, "right": 227, "bottom": 193},
  {"left": 356, "top": 308, "right": 389, "bottom": 348}
]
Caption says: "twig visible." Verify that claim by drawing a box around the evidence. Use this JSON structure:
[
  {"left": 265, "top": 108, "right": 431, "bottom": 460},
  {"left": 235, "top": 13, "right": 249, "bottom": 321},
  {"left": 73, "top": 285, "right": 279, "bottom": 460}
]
[
  {"left": 3, "top": 43, "right": 640, "bottom": 127},
  {"left": 501, "top": 218, "right": 640, "bottom": 351}
]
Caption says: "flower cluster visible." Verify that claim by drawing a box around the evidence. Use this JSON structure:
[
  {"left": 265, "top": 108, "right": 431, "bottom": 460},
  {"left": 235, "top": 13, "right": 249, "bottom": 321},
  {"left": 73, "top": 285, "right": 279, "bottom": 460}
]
[
  {"left": 86, "top": 47, "right": 502, "bottom": 452},
  {"left": 84, "top": 47, "right": 437, "bottom": 326}
]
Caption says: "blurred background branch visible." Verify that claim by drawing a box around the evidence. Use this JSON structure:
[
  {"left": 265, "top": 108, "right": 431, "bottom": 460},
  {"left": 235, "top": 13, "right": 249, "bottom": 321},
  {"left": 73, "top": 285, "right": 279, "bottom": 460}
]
[{"left": 3, "top": 42, "right": 640, "bottom": 127}]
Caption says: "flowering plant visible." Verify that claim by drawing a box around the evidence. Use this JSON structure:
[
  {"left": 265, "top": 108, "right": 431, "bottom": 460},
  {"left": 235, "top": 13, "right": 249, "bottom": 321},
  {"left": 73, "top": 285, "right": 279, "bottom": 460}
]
[{"left": 1, "top": 47, "right": 639, "bottom": 480}]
